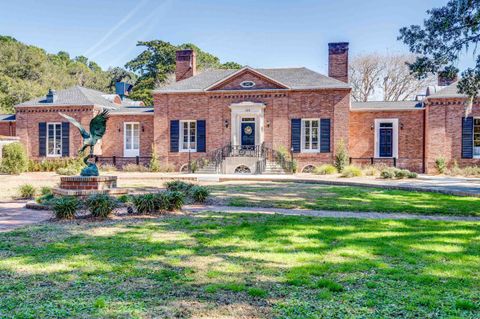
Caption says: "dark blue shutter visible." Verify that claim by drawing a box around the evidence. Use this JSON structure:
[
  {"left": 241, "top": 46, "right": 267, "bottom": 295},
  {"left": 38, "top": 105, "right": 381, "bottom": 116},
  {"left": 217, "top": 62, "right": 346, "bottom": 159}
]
[
  {"left": 462, "top": 117, "right": 474, "bottom": 159},
  {"left": 291, "top": 119, "right": 301, "bottom": 153},
  {"left": 170, "top": 120, "right": 179, "bottom": 152},
  {"left": 197, "top": 120, "right": 206, "bottom": 152},
  {"left": 61, "top": 122, "right": 70, "bottom": 157},
  {"left": 39, "top": 122, "right": 46, "bottom": 157},
  {"left": 320, "top": 118, "right": 331, "bottom": 153}
]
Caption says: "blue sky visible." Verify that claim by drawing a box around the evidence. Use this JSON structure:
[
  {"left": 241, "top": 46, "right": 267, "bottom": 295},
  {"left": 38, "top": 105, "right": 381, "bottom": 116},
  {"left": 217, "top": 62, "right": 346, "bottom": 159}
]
[{"left": 0, "top": 0, "right": 473, "bottom": 73}]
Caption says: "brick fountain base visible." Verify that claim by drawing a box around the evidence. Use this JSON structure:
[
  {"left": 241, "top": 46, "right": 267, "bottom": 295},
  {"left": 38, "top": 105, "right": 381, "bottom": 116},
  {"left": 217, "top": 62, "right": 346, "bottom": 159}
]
[{"left": 53, "top": 176, "right": 128, "bottom": 197}]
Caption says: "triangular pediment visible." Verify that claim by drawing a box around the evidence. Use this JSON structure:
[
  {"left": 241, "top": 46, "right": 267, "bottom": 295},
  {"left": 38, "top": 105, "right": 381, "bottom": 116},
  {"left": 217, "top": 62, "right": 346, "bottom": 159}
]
[{"left": 206, "top": 67, "right": 289, "bottom": 91}]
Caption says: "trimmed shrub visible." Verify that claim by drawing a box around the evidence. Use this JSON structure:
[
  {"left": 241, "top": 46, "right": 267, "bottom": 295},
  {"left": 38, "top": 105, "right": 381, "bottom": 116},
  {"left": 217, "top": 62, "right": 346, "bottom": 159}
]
[
  {"left": 85, "top": 194, "right": 118, "bottom": 218},
  {"left": 190, "top": 185, "right": 210, "bottom": 203},
  {"left": 165, "top": 180, "right": 194, "bottom": 193},
  {"left": 314, "top": 164, "right": 337, "bottom": 175},
  {"left": 1, "top": 142, "right": 28, "bottom": 174},
  {"left": 131, "top": 193, "right": 158, "bottom": 214},
  {"left": 435, "top": 157, "right": 447, "bottom": 174},
  {"left": 340, "top": 165, "right": 362, "bottom": 178},
  {"left": 28, "top": 156, "right": 83, "bottom": 172},
  {"left": 334, "top": 139, "right": 349, "bottom": 173},
  {"left": 407, "top": 171, "right": 418, "bottom": 178},
  {"left": 52, "top": 196, "right": 79, "bottom": 219},
  {"left": 381, "top": 167, "right": 417, "bottom": 179},
  {"left": 395, "top": 169, "right": 411, "bottom": 179},
  {"left": 18, "top": 184, "right": 36, "bottom": 199}
]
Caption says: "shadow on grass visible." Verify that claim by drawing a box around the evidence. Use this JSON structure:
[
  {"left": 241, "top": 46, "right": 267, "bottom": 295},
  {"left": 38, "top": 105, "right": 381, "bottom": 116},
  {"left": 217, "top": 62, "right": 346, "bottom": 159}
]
[{"left": 0, "top": 213, "right": 478, "bottom": 318}]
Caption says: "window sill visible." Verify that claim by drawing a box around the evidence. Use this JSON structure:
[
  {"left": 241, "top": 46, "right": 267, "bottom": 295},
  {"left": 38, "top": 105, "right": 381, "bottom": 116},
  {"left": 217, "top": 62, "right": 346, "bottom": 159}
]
[
  {"left": 301, "top": 150, "right": 320, "bottom": 154},
  {"left": 179, "top": 149, "right": 197, "bottom": 153}
]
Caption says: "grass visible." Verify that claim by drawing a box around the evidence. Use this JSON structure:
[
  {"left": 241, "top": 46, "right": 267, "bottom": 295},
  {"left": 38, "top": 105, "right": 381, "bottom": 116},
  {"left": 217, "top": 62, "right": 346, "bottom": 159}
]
[
  {"left": 0, "top": 213, "right": 478, "bottom": 318},
  {"left": 209, "top": 182, "right": 480, "bottom": 216}
]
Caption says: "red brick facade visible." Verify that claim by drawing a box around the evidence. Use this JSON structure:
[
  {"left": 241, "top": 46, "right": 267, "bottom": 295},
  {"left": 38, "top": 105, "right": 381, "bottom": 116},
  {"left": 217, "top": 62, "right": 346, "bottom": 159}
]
[
  {"left": 0, "top": 121, "right": 15, "bottom": 136},
  {"left": 9, "top": 44, "right": 480, "bottom": 175}
]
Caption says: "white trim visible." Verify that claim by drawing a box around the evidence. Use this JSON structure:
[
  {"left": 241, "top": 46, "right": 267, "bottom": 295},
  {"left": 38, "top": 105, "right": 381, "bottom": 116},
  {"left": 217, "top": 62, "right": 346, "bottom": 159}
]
[
  {"left": 473, "top": 118, "right": 480, "bottom": 158},
  {"left": 123, "top": 122, "right": 140, "bottom": 157},
  {"left": 46, "top": 122, "right": 62, "bottom": 157},
  {"left": 301, "top": 118, "right": 320, "bottom": 153},
  {"left": 179, "top": 120, "right": 197, "bottom": 152},
  {"left": 374, "top": 119, "right": 398, "bottom": 158},
  {"left": 204, "top": 67, "right": 290, "bottom": 91},
  {"left": 229, "top": 102, "right": 266, "bottom": 146}
]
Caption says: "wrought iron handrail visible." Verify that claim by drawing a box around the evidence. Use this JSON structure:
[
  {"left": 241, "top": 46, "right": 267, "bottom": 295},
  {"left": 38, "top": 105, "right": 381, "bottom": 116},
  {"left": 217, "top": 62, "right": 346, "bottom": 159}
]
[{"left": 260, "top": 143, "right": 294, "bottom": 173}]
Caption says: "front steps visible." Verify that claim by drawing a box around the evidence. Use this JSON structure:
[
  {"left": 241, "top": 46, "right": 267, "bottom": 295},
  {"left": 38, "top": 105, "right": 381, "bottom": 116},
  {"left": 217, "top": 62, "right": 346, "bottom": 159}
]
[
  {"left": 262, "top": 161, "right": 286, "bottom": 174},
  {"left": 195, "top": 162, "right": 218, "bottom": 174}
]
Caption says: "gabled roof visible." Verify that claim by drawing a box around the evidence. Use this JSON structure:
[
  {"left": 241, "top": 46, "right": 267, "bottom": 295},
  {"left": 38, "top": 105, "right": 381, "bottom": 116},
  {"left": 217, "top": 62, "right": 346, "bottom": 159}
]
[
  {"left": 154, "top": 67, "right": 350, "bottom": 93},
  {"left": 15, "top": 86, "right": 146, "bottom": 109},
  {"left": 351, "top": 100, "right": 424, "bottom": 111},
  {"left": 110, "top": 106, "right": 154, "bottom": 115}
]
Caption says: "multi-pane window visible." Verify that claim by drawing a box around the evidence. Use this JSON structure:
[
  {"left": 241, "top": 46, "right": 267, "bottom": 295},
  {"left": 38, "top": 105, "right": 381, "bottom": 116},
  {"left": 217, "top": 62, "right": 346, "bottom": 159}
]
[
  {"left": 474, "top": 119, "right": 480, "bottom": 157},
  {"left": 180, "top": 120, "right": 196, "bottom": 151},
  {"left": 47, "top": 123, "right": 62, "bottom": 157},
  {"left": 301, "top": 119, "right": 319, "bottom": 152},
  {"left": 124, "top": 123, "right": 140, "bottom": 157}
]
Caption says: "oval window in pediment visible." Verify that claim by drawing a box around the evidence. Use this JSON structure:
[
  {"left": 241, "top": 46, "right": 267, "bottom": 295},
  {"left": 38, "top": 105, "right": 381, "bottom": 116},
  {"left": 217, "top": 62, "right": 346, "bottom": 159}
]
[{"left": 240, "top": 81, "right": 256, "bottom": 88}]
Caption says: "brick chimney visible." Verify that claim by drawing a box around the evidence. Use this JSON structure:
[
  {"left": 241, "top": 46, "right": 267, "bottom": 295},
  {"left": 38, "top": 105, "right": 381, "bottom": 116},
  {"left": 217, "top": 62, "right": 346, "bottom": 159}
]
[
  {"left": 175, "top": 49, "right": 197, "bottom": 82},
  {"left": 328, "top": 42, "right": 349, "bottom": 83},
  {"left": 438, "top": 71, "right": 458, "bottom": 86}
]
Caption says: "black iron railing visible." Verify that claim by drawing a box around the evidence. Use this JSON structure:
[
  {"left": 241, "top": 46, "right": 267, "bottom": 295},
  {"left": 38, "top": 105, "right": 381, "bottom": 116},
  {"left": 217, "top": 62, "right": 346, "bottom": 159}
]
[{"left": 95, "top": 156, "right": 152, "bottom": 167}]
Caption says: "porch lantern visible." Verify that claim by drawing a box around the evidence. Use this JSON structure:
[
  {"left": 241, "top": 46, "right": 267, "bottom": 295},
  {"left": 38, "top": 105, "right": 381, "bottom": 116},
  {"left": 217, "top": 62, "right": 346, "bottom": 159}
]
[{"left": 225, "top": 119, "right": 229, "bottom": 128}]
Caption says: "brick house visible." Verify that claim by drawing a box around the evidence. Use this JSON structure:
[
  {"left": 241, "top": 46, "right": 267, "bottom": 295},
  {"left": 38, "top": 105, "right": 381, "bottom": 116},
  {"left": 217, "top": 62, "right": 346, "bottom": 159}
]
[{"left": 2, "top": 42, "right": 477, "bottom": 174}]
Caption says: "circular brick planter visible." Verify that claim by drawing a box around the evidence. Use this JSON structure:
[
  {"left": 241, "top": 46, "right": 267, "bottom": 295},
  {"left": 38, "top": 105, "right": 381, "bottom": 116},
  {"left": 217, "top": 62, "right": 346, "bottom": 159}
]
[{"left": 53, "top": 176, "right": 127, "bottom": 197}]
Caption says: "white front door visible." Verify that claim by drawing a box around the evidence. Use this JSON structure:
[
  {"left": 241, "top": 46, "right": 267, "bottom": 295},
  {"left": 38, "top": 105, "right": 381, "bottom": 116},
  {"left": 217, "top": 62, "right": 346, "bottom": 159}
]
[{"left": 124, "top": 122, "right": 140, "bottom": 157}]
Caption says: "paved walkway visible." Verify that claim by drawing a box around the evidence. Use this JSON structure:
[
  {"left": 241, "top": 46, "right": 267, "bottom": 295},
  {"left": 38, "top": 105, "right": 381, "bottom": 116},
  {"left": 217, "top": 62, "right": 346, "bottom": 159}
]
[
  {"left": 0, "top": 202, "right": 52, "bottom": 232},
  {"left": 184, "top": 205, "right": 480, "bottom": 222}
]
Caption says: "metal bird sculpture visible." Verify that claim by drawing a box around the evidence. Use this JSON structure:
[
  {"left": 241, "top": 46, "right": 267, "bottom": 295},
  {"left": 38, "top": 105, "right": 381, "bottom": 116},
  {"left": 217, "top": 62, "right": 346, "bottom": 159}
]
[{"left": 59, "top": 109, "right": 109, "bottom": 176}]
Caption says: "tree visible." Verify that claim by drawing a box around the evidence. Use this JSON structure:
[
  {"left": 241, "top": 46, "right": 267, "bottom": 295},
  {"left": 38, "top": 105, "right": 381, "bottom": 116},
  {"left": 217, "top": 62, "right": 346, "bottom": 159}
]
[
  {"left": 399, "top": 0, "right": 480, "bottom": 103},
  {"left": 349, "top": 53, "right": 435, "bottom": 101},
  {"left": 125, "top": 40, "right": 242, "bottom": 106}
]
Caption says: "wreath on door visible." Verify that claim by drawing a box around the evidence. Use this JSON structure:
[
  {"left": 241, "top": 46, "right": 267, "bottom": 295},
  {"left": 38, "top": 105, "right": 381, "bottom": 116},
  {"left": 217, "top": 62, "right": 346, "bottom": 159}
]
[{"left": 244, "top": 125, "right": 253, "bottom": 135}]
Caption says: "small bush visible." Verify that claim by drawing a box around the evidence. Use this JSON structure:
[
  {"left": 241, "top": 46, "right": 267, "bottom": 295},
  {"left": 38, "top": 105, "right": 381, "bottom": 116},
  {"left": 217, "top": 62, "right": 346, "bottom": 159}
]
[
  {"left": 164, "top": 191, "right": 185, "bottom": 210},
  {"left": 435, "top": 157, "right": 447, "bottom": 174},
  {"left": 36, "top": 193, "right": 55, "bottom": 205},
  {"left": 334, "top": 139, "right": 349, "bottom": 173},
  {"left": 85, "top": 194, "right": 118, "bottom": 218},
  {"left": 380, "top": 167, "right": 397, "bottom": 179},
  {"left": 362, "top": 165, "right": 379, "bottom": 176},
  {"left": 52, "top": 196, "right": 79, "bottom": 219},
  {"left": 1, "top": 142, "right": 28, "bottom": 174},
  {"left": 18, "top": 184, "right": 36, "bottom": 199},
  {"left": 117, "top": 194, "right": 131, "bottom": 204},
  {"left": 131, "top": 193, "right": 157, "bottom": 214},
  {"left": 121, "top": 164, "right": 149, "bottom": 172},
  {"left": 149, "top": 143, "right": 161, "bottom": 172},
  {"left": 340, "top": 165, "right": 362, "bottom": 178},
  {"left": 381, "top": 167, "right": 417, "bottom": 179},
  {"left": 56, "top": 166, "right": 80, "bottom": 176},
  {"left": 314, "top": 164, "right": 337, "bottom": 175},
  {"left": 40, "top": 186, "right": 52, "bottom": 196},
  {"left": 190, "top": 185, "right": 210, "bottom": 203},
  {"left": 165, "top": 180, "right": 194, "bottom": 193}
]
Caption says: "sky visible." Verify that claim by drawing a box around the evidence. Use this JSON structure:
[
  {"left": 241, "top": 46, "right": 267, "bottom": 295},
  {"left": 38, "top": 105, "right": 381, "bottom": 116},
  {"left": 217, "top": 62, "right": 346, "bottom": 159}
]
[{"left": 0, "top": 0, "right": 474, "bottom": 74}]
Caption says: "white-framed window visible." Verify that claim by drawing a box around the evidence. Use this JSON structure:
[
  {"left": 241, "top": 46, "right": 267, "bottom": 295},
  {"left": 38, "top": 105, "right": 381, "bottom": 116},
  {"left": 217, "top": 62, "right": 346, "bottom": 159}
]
[
  {"left": 180, "top": 120, "right": 196, "bottom": 152},
  {"left": 47, "top": 122, "right": 62, "bottom": 157},
  {"left": 301, "top": 119, "right": 320, "bottom": 152},
  {"left": 474, "top": 118, "right": 480, "bottom": 158},
  {"left": 240, "top": 81, "right": 256, "bottom": 88},
  {"left": 124, "top": 122, "right": 140, "bottom": 157}
]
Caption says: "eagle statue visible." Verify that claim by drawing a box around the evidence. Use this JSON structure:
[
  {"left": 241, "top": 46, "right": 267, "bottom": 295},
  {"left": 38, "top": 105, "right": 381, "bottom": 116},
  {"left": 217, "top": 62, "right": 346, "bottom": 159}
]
[{"left": 59, "top": 109, "right": 109, "bottom": 176}]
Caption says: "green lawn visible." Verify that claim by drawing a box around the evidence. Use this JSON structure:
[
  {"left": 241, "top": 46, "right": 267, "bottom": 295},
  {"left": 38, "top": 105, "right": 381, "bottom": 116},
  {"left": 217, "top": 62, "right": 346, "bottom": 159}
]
[
  {"left": 0, "top": 213, "right": 478, "bottom": 318},
  {"left": 209, "top": 182, "right": 480, "bottom": 216}
]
